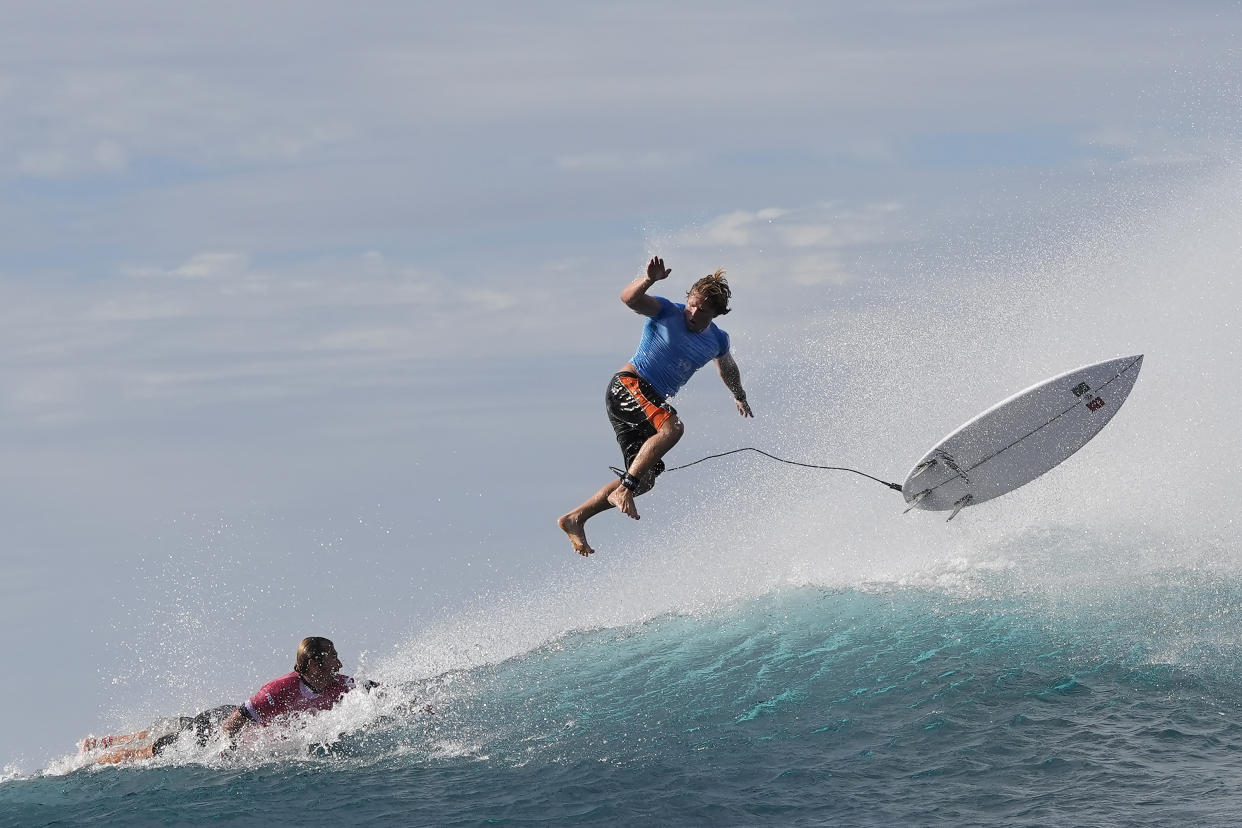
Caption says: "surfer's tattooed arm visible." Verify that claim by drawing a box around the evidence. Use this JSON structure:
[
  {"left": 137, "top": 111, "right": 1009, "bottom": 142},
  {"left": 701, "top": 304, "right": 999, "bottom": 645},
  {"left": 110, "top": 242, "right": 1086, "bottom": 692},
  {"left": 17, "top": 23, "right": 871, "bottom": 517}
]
[
  {"left": 717, "top": 353, "right": 753, "bottom": 417},
  {"left": 621, "top": 256, "right": 670, "bottom": 317}
]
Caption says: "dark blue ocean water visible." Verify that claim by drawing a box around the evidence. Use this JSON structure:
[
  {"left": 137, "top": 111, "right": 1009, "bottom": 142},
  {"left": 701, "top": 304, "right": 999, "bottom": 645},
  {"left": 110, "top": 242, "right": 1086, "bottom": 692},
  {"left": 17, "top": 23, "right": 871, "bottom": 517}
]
[{"left": 6, "top": 530, "right": 1242, "bottom": 827}]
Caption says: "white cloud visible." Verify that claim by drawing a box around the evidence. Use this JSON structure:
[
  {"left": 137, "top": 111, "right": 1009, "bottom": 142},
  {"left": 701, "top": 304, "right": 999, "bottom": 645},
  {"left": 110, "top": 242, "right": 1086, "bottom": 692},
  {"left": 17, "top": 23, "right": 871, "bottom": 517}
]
[
  {"left": 236, "top": 123, "right": 358, "bottom": 163},
  {"left": 16, "top": 148, "right": 73, "bottom": 177},
  {"left": 785, "top": 223, "right": 841, "bottom": 248},
  {"left": 92, "top": 140, "right": 127, "bottom": 171},
  {"left": 315, "top": 326, "right": 414, "bottom": 352},
  {"left": 461, "top": 288, "right": 517, "bottom": 313},
  {"left": 670, "top": 202, "right": 904, "bottom": 288},
  {"left": 0, "top": 248, "right": 543, "bottom": 426},
  {"left": 679, "top": 203, "right": 899, "bottom": 252},
  {"left": 14, "top": 141, "right": 128, "bottom": 177},
  {"left": 6, "top": 372, "right": 81, "bottom": 420},
  {"left": 789, "top": 252, "right": 852, "bottom": 286},
  {"left": 700, "top": 210, "right": 761, "bottom": 246},
  {"left": 2, "top": 63, "right": 357, "bottom": 181},
  {"left": 174, "top": 252, "right": 250, "bottom": 280},
  {"left": 84, "top": 294, "right": 188, "bottom": 322},
  {"left": 555, "top": 151, "right": 687, "bottom": 173}
]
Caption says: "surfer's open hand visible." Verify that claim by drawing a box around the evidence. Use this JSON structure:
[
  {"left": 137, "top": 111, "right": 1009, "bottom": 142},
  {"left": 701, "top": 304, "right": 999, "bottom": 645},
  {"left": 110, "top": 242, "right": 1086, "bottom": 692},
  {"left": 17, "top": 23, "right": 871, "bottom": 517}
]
[{"left": 646, "top": 256, "right": 671, "bottom": 282}]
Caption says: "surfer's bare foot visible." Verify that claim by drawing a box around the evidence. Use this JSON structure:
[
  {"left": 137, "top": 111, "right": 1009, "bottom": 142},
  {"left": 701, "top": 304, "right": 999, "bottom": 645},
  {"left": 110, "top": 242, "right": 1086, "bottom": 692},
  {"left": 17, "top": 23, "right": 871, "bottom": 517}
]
[
  {"left": 558, "top": 513, "right": 595, "bottom": 556},
  {"left": 607, "top": 486, "right": 640, "bottom": 519}
]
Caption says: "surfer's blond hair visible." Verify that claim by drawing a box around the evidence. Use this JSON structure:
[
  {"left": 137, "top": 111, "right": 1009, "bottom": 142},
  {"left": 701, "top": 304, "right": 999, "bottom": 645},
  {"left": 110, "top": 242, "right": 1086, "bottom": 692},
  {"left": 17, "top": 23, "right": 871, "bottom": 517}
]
[
  {"left": 688, "top": 269, "right": 731, "bottom": 315},
  {"left": 295, "top": 637, "right": 336, "bottom": 674}
]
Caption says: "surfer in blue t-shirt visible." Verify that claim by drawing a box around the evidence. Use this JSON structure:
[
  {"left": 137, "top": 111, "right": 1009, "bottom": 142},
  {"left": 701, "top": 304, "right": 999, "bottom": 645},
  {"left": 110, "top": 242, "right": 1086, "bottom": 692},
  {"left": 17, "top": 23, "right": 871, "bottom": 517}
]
[{"left": 558, "top": 256, "right": 753, "bottom": 556}]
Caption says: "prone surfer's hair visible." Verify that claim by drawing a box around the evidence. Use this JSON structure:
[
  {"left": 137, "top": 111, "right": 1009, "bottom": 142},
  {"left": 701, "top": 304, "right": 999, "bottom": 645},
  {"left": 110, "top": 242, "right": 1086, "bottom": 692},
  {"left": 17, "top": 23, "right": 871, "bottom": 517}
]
[
  {"left": 295, "top": 637, "right": 336, "bottom": 674},
  {"left": 688, "top": 269, "right": 731, "bottom": 315}
]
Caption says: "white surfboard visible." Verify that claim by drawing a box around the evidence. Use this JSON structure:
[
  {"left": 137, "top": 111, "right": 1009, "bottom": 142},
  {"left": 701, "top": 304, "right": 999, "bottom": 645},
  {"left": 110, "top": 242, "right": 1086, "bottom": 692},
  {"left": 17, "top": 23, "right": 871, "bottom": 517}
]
[{"left": 903, "top": 354, "right": 1144, "bottom": 518}]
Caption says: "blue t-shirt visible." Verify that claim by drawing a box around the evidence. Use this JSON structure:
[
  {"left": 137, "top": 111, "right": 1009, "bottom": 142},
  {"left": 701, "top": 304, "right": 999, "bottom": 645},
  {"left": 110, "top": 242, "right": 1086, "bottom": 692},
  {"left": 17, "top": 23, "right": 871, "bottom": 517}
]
[{"left": 630, "top": 297, "right": 730, "bottom": 398}]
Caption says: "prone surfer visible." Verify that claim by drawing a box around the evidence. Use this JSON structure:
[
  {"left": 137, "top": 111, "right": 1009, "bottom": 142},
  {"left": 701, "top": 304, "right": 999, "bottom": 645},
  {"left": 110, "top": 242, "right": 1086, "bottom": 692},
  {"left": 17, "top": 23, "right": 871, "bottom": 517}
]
[
  {"left": 558, "top": 256, "right": 752, "bottom": 556},
  {"left": 78, "top": 637, "right": 378, "bottom": 764}
]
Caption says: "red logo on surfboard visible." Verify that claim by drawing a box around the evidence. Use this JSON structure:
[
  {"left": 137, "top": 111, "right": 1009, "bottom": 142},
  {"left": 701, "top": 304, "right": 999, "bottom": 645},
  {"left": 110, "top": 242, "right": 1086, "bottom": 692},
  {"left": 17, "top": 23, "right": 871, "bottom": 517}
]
[{"left": 1086, "top": 397, "right": 1106, "bottom": 412}]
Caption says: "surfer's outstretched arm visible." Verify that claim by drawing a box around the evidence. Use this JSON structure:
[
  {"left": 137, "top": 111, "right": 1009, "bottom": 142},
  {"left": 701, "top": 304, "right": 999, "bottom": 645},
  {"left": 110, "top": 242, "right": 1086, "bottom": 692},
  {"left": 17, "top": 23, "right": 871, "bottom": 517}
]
[
  {"left": 620, "top": 256, "right": 671, "bottom": 317},
  {"left": 716, "top": 353, "right": 752, "bottom": 417}
]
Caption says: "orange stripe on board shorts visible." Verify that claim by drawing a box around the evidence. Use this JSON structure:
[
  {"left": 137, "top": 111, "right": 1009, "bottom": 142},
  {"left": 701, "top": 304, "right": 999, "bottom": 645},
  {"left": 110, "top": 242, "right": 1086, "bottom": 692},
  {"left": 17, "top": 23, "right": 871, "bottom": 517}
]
[
  {"left": 605, "top": 372, "right": 677, "bottom": 495},
  {"left": 617, "top": 374, "right": 672, "bottom": 431}
]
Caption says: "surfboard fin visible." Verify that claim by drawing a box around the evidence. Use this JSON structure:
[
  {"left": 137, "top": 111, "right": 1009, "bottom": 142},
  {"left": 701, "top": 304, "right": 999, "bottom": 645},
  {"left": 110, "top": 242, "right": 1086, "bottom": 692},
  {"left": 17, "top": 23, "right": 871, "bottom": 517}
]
[
  {"left": 903, "top": 490, "right": 930, "bottom": 514},
  {"left": 910, "top": 458, "right": 937, "bottom": 477},
  {"left": 947, "top": 494, "right": 974, "bottom": 521}
]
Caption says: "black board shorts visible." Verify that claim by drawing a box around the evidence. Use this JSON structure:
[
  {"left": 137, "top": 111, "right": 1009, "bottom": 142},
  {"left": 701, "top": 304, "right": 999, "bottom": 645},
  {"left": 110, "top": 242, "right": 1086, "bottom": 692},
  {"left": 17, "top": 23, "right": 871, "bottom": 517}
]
[
  {"left": 151, "top": 705, "right": 240, "bottom": 755},
  {"left": 606, "top": 372, "right": 677, "bottom": 495}
]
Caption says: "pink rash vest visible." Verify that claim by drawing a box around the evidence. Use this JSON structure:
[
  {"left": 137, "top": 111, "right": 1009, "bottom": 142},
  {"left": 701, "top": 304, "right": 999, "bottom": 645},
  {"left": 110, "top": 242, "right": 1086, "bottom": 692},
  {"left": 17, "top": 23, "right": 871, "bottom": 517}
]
[{"left": 242, "top": 671, "right": 355, "bottom": 724}]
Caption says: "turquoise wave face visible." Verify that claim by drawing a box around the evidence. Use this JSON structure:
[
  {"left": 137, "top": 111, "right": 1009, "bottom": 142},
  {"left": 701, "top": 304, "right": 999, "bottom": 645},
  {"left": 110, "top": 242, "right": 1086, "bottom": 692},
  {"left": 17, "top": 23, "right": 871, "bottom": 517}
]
[
  {"left": 411, "top": 576, "right": 1242, "bottom": 767},
  {"left": 9, "top": 570, "right": 1242, "bottom": 826}
]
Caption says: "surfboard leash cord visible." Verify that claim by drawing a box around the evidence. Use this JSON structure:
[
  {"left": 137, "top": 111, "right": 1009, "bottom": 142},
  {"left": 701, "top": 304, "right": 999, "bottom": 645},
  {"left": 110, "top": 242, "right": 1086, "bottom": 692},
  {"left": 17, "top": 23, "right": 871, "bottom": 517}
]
[{"left": 659, "top": 447, "right": 904, "bottom": 492}]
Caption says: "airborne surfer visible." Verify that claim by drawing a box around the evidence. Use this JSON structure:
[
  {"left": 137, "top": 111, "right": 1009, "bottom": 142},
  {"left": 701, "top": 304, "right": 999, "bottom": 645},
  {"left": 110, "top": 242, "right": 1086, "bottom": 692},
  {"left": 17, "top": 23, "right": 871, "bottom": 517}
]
[{"left": 558, "top": 256, "right": 753, "bottom": 556}]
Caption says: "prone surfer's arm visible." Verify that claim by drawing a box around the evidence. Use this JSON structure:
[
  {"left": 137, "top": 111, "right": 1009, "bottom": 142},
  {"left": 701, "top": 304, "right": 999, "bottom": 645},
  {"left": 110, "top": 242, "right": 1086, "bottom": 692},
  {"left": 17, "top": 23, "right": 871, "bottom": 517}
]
[
  {"left": 716, "top": 353, "right": 752, "bottom": 418},
  {"left": 221, "top": 707, "right": 249, "bottom": 743},
  {"left": 620, "top": 256, "right": 670, "bottom": 317}
]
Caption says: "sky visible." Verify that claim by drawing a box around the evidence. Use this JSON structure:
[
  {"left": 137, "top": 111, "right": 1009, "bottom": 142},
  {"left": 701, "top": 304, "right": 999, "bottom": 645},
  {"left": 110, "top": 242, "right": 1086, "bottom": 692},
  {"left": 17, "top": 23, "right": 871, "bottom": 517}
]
[{"left": 2, "top": 1, "right": 1241, "bottom": 771}]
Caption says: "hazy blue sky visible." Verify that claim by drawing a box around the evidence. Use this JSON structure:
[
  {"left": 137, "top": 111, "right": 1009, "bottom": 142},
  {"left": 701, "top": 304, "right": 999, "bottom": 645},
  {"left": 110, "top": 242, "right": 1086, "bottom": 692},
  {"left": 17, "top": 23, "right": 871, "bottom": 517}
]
[{"left": 3, "top": 2, "right": 1241, "bottom": 771}]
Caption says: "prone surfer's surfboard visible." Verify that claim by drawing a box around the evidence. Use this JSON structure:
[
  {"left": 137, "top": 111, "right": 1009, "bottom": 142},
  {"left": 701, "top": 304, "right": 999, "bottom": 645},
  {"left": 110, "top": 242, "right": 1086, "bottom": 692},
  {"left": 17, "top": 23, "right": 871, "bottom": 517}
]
[{"left": 903, "top": 354, "right": 1144, "bottom": 518}]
